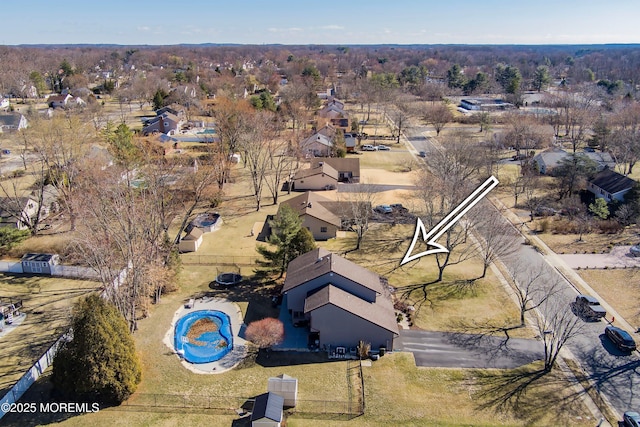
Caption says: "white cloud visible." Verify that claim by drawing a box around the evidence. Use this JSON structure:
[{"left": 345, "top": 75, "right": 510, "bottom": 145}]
[{"left": 137, "top": 26, "right": 150, "bottom": 32}]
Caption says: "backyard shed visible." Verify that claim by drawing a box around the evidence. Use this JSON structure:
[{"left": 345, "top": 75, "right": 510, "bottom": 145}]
[
  {"left": 267, "top": 374, "right": 298, "bottom": 407},
  {"left": 251, "top": 392, "right": 284, "bottom": 427},
  {"left": 178, "top": 227, "right": 204, "bottom": 253},
  {"left": 20, "top": 253, "right": 60, "bottom": 275}
]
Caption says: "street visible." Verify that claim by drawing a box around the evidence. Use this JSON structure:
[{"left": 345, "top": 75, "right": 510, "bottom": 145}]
[{"left": 404, "top": 125, "right": 640, "bottom": 416}]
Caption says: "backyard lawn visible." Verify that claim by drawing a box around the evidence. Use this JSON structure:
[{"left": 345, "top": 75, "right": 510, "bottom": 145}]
[{"left": 0, "top": 274, "right": 101, "bottom": 394}]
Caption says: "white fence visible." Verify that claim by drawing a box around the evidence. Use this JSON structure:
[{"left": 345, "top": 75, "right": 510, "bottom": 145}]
[
  {"left": 0, "top": 261, "right": 100, "bottom": 280},
  {"left": 0, "top": 262, "right": 129, "bottom": 420},
  {"left": 0, "top": 332, "right": 69, "bottom": 420}
]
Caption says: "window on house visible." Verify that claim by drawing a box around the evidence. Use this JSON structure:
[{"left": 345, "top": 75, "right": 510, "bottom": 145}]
[{"left": 320, "top": 227, "right": 327, "bottom": 233}]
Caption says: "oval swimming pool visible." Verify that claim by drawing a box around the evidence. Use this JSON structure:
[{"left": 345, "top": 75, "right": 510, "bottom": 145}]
[{"left": 174, "top": 310, "right": 233, "bottom": 364}]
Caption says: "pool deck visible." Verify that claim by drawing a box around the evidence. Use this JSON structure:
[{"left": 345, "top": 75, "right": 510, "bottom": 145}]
[{"left": 163, "top": 297, "right": 247, "bottom": 374}]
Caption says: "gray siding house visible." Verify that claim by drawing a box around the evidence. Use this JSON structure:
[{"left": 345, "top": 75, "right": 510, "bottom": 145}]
[
  {"left": 282, "top": 248, "right": 399, "bottom": 351},
  {"left": 587, "top": 168, "right": 636, "bottom": 202}
]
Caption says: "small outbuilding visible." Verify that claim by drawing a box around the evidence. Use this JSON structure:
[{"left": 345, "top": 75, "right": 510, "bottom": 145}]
[
  {"left": 251, "top": 392, "right": 284, "bottom": 427},
  {"left": 20, "top": 253, "right": 60, "bottom": 275},
  {"left": 267, "top": 374, "right": 298, "bottom": 407},
  {"left": 178, "top": 227, "right": 204, "bottom": 253}
]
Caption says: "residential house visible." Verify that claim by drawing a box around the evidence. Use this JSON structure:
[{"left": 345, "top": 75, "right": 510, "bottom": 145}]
[
  {"left": 0, "top": 97, "right": 9, "bottom": 111},
  {"left": 533, "top": 148, "right": 615, "bottom": 175},
  {"left": 142, "top": 111, "right": 184, "bottom": 136},
  {"left": 300, "top": 131, "right": 333, "bottom": 157},
  {"left": 20, "top": 253, "right": 60, "bottom": 275},
  {"left": 279, "top": 192, "right": 342, "bottom": 240},
  {"left": 282, "top": 248, "right": 399, "bottom": 351},
  {"left": 587, "top": 168, "right": 636, "bottom": 202},
  {"left": 251, "top": 392, "right": 284, "bottom": 427},
  {"left": 292, "top": 162, "right": 339, "bottom": 191},
  {"left": 0, "top": 197, "right": 39, "bottom": 230},
  {"left": 0, "top": 113, "right": 28, "bottom": 133},
  {"left": 310, "top": 158, "right": 360, "bottom": 183},
  {"left": 317, "top": 99, "right": 349, "bottom": 131},
  {"left": 47, "top": 94, "right": 73, "bottom": 108}
]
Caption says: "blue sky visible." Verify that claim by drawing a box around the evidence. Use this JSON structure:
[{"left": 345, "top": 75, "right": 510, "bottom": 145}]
[{"left": 2, "top": 0, "right": 639, "bottom": 45}]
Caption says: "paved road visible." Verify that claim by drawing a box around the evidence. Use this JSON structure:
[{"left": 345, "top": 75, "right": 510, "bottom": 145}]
[
  {"left": 398, "top": 330, "right": 544, "bottom": 369},
  {"left": 403, "top": 124, "right": 640, "bottom": 417},
  {"left": 338, "top": 183, "right": 418, "bottom": 193}
]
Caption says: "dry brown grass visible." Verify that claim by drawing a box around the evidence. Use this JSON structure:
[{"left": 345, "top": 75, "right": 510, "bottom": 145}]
[
  {"left": 0, "top": 274, "right": 100, "bottom": 393},
  {"left": 577, "top": 268, "right": 640, "bottom": 326}
]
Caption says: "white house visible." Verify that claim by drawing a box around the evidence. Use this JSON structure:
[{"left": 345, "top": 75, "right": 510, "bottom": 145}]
[
  {"left": 300, "top": 132, "right": 333, "bottom": 157},
  {"left": 0, "top": 113, "right": 28, "bottom": 133}
]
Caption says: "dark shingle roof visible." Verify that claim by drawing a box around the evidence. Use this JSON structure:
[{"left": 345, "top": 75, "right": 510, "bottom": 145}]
[
  {"left": 251, "top": 392, "right": 284, "bottom": 422},
  {"left": 21, "top": 253, "right": 56, "bottom": 263},
  {"left": 304, "top": 284, "right": 399, "bottom": 335},
  {"left": 590, "top": 168, "right": 636, "bottom": 195},
  {"left": 283, "top": 248, "right": 383, "bottom": 294}
]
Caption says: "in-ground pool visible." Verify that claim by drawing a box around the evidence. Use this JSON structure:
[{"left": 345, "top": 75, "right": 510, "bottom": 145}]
[{"left": 174, "top": 310, "right": 233, "bottom": 364}]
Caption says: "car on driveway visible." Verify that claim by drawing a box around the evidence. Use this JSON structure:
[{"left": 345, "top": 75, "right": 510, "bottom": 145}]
[
  {"left": 361, "top": 144, "right": 377, "bottom": 151},
  {"left": 418, "top": 151, "right": 426, "bottom": 157},
  {"left": 624, "top": 411, "right": 640, "bottom": 427},
  {"left": 630, "top": 245, "right": 640, "bottom": 257},
  {"left": 374, "top": 205, "right": 393, "bottom": 214},
  {"left": 390, "top": 203, "right": 408, "bottom": 212},
  {"left": 376, "top": 144, "right": 390, "bottom": 151},
  {"left": 605, "top": 325, "right": 637, "bottom": 352}
]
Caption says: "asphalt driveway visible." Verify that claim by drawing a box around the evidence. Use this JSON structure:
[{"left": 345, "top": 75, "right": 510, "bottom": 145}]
[{"left": 397, "top": 330, "right": 544, "bottom": 369}]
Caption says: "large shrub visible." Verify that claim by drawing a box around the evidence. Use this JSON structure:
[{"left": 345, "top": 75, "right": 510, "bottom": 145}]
[{"left": 52, "top": 295, "right": 142, "bottom": 404}]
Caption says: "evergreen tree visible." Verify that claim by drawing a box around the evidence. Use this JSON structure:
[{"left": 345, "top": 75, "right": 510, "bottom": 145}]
[
  {"left": 52, "top": 295, "right": 142, "bottom": 404},
  {"left": 0, "top": 227, "right": 29, "bottom": 255},
  {"left": 256, "top": 204, "right": 316, "bottom": 276}
]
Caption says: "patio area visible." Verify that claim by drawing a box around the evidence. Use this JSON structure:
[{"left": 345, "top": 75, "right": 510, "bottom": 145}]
[{"left": 272, "top": 294, "right": 312, "bottom": 351}]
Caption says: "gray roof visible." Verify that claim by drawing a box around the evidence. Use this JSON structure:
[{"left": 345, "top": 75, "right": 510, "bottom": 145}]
[
  {"left": 301, "top": 132, "right": 333, "bottom": 149},
  {"left": 21, "top": 253, "right": 56, "bottom": 263},
  {"left": 590, "top": 168, "right": 636, "bottom": 194},
  {"left": 283, "top": 248, "right": 383, "bottom": 294},
  {"left": 0, "top": 113, "right": 23, "bottom": 128},
  {"left": 304, "top": 284, "right": 399, "bottom": 335},
  {"left": 251, "top": 392, "right": 284, "bottom": 422}
]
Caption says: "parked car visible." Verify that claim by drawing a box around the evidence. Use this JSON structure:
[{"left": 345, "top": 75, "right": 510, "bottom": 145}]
[
  {"left": 374, "top": 205, "right": 393, "bottom": 214},
  {"left": 418, "top": 151, "right": 427, "bottom": 158},
  {"left": 362, "top": 144, "right": 377, "bottom": 151},
  {"left": 605, "top": 325, "right": 637, "bottom": 352},
  {"left": 630, "top": 245, "right": 640, "bottom": 257},
  {"left": 573, "top": 295, "right": 607, "bottom": 321},
  {"left": 376, "top": 145, "right": 390, "bottom": 151},
  {"left": 624, "top": 411, "right": 640, "bottom": 427}
]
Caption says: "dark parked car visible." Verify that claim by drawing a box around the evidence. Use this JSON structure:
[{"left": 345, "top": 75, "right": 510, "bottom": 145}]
[
  {"left": 418, "top": 151, "right": 427, "bottom": 158},
  {"left": 573, "top": 294, "right": 607, "bottom": 321},
  {"left": 374, "top": 205, "right": 393, "bottom": 214},
  {"left": 605, "top": 325, "right": 637, "bottom": 352},
  {"left": 624, "top": 411, "right": 640, "bottom": 427}
]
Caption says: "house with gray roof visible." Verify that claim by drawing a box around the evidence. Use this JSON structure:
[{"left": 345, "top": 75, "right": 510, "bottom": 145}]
[
  {"left": 533, "top": 148, "right": 615, "bottom": 175},
  {"left": 300, "top": 131, "right": 334, "bottom": 157},
  {"left": 282, "top": 248, "right": 399, "bottom": 351},
  {"left": 0, "top": 113, "right": 28, "bottom": 133},
  {"left": 587, "top": 168, "right": 636, "bottom": 202}
]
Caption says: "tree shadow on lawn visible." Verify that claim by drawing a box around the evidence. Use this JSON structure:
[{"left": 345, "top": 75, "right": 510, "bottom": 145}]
[
  {"left": 472, "top": 365, "right": 586, "bottom": 425},
  {"left": 205, "top": 275, "right": 279, "bottom": 325},
  {"left": 0, "top": 371, "right": 117, "bottom": 427}
]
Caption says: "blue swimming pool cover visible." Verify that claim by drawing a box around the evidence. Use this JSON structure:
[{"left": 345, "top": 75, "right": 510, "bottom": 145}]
[{"left": 174, "top": 310, "right": 233, "bottom": 364}]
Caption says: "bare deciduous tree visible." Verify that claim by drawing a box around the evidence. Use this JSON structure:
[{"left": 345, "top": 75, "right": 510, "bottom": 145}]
[
  {"left": 535, "top": 298, "right": 584, "bottom": 372},
  {"left": 473, "top": 206, "right": 520, "bottom": 279}
]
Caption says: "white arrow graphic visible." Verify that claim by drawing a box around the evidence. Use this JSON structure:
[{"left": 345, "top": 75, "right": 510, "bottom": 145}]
[{"left": 401, "top": 175, "right": 499, "bottom": 265}]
